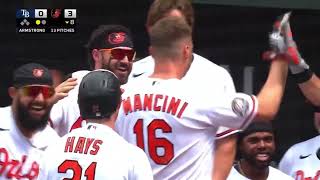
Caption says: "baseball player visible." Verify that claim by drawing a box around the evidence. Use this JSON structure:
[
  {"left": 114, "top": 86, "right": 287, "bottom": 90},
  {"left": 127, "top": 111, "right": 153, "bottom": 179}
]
[
  {"left": 130, "top": 1, "right": 239, "bottom": 178},
  {"left": 267, "top": 16, "right": 320, "bottom": 180},
  {"left": 279, "top": 135, "right": 320, "bottom": 179},
  {"left": 115, "top": 16, "right": 290, "bottom": 179},
  {"left": 39, "top": 70, "right": 153, "bottom": 180},
  {"left": 49, "top": 24, "right": 136, "bottom": 136},
  {"left": 0, "top": 63, "right": 59, "bottom": 180},
  {"left": 227, "top": 122, "right": 293, "bottom": 180}
]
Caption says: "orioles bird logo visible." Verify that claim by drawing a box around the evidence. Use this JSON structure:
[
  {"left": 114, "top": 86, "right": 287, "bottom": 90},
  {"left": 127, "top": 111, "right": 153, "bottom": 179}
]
[
  {"left": 32, "top": 69, "right": 44, "bottom": 78},
  {"left": 108, "top": 32, "right": 126, "bottom": 44}
]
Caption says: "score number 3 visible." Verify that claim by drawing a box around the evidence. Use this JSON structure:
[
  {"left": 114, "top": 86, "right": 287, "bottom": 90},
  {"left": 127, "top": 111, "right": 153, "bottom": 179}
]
[{"left": 133, "top": 119, "right": 174, "bottom": 165}]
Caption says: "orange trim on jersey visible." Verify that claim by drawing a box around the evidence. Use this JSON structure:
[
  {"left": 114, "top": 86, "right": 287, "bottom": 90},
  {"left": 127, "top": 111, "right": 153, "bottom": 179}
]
[
  {"left": 216, "top": 129, "right": 237, "bottom": 138},
  {"left": 240, "top": 95, "right": 256, "bottom": 129},
  {"left": 70, "top": 116, "right": 83, "bottom": 132}
]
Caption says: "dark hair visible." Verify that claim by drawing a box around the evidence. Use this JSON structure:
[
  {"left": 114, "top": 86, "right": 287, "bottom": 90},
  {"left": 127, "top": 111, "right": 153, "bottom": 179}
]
[{"left": 146, "top": 0, "right": 194, "bottom": 29}]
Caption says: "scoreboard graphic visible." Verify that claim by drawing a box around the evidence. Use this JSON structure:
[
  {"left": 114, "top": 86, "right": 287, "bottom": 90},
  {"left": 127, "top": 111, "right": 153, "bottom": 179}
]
[{"left": 16, "top": 9, "right": 77, "bottom": 33}]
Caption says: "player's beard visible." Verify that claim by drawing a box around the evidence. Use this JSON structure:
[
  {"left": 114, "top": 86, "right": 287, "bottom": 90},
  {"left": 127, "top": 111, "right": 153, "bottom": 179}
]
[
  {"left": 15, "top": 99, "right": 51, "bottom": 131},
  {"left": 241, "top": 151, "right": 273, "bottom": 170}
]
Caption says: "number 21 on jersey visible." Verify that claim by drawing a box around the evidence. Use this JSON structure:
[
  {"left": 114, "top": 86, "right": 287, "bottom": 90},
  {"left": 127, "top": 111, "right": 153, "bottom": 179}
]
[{"left": 133, "top": 118, "right": 174, "bottom": 165}]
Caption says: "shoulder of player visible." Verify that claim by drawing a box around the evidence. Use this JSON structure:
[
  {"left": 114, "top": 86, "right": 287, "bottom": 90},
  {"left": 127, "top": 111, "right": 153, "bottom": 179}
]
[
  {"left": 0, "top": 106, "right": 13, "bottom": 130},
  {"left": 268, "top": 166, "right": 294, "bottom": 179},
  {"left": 192, "top": 53, "right": 231, "bottom": 76},
  {"left": 289, "top": 135, "right": 320, "bottom": 150},
  {"left": 71, "top": 70, "right": 90, "bottom": 80},
  {"left": 133, "top": 55, "right": 153, "bottom": 65}
]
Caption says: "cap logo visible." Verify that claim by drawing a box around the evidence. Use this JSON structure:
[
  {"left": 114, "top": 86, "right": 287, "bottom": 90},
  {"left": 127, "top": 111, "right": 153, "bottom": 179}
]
[
  {"left": 32, "top": 68, "right": 44, "bottom": 78},
  {"left": 108, "top": 32, "right": 126, "bottom": 44}
]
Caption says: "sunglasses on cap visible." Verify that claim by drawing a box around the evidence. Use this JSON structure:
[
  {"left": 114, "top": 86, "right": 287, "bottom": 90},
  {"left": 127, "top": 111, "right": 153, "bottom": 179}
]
[
  {"left": 99, "top": 48, "right": 136, "bottom": 62},
  {"left": 20, "top": 85, "right": 55, "bottom": 99}
]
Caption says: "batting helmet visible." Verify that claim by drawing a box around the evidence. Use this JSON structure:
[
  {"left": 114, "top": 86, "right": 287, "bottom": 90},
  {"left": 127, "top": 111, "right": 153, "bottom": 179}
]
[{"left": 78, "top": 70, "right": 121, "bottom": 120}]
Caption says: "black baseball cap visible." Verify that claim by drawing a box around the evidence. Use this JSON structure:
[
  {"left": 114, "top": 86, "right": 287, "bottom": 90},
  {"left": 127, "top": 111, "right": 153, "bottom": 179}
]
[
  {"left": 238, "top": 122, "right": 274, "bottom": 141},
  {"left": 13, "top": 63, "right": 53, "bottom": 88},
  {"left": 86, "top": 25, "right": 134, "bottom": 50}
]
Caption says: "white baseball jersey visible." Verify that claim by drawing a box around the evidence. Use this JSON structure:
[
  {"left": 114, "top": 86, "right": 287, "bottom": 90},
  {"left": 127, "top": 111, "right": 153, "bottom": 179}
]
[
  {"left": 0, "top": 107, "right": 59, "bottom": 180},
  {"left": 115, "top": 78, "right": 258, "bottom": 179},
  {"left": 38, "top": 123, "right": 153, "bottom": 180},
  {"left": 50, "top": 70, "right": 90, "bottom": 136},
  {"left": 130, "top": 54, "right": 239, "bottom": 139},
  {"left": 279, "top": 135, "right": 320, "bottom": 180},
  {"left": 227, "top": 166, "right": 294, "bottom": 180},
  {"left": 0, "top": 106, "right": 13, "bottom": 130}
]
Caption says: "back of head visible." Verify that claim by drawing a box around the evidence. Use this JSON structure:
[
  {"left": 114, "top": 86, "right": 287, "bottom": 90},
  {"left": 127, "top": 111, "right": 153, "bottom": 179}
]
[
  {"left": 149, "top": 16, "right": 192, "bottom": 58},
  {"left": 86, "top": 25, "right": 134, "bottom": 69},
  {"left": 146, "top": 0, "right": 194, "bottom": 30},
  {"left": 78, "top": 70, "right": 121, "bottom": 120}
]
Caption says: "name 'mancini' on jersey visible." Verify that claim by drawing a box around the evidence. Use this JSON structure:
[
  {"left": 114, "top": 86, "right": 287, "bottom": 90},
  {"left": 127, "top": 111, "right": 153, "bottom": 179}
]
[{"left": 122, "top": 93, "right": 189, "bottom": 118}]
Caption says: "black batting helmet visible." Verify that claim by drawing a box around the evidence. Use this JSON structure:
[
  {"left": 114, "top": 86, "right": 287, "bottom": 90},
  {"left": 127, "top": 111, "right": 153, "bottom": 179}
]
[{"left": 78, "top": 70, "right": 121, "bottom": 120}]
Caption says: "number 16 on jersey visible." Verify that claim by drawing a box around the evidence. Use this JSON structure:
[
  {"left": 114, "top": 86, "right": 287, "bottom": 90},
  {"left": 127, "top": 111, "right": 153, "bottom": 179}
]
[{"left": 133, "top": 118, "right": 174, "bottom": 165}]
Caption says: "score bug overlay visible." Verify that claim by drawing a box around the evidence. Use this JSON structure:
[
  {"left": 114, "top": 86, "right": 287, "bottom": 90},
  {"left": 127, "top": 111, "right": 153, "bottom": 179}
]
[{"left": 16, "top": 9, "right": 77, "bottom": 33}]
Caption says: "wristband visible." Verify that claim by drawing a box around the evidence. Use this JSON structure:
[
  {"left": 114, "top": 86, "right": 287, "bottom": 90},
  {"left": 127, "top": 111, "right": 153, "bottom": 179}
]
[{"left": 291, "top": 69, "right": 313, "bottom": 84}]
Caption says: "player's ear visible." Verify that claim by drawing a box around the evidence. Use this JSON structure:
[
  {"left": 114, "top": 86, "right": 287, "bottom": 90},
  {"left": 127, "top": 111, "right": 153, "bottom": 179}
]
[
  {"left": 8, "top": 87, "right": 17, "bottom": 99},
  {"left": 92, "top": 49, "right": 101, "bottom": 64}
]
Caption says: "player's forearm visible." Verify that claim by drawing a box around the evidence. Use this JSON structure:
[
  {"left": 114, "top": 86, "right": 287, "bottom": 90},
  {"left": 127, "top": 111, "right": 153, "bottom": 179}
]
[
  {"left": 256, "top": 60, "right": 288, "bottom": 120},
  {"left": 212, "top": 134, "right": 237, "bottom": 180},
  {"left": 298, "top": 74, "right": 320, "bottom": 107}
]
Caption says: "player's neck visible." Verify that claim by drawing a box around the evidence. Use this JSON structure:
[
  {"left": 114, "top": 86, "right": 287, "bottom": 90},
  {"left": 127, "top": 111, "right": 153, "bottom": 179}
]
[
  {"left": 87, "top": 118, "right": 115, "bottom": 130},
  {"left": 238, "top": 159, "right": 269, "bottom": 180},
  {"left": 151, "top": 58, "right": 191, "bottom": 79}
]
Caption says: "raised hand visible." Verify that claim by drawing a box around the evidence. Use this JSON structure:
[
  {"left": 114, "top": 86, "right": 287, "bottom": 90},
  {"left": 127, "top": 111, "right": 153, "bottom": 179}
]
[
  {"left": 50, "top": 77, "right": 78, "bottom": 105},
  {"left": 282, "top": 21, "right": 310, "bottom": 74}
]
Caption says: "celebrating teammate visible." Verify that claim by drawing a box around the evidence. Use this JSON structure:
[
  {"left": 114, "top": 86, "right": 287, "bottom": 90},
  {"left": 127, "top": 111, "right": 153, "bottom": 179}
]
[
  {"left": 130, "top": 0, "right": 239, "bottom": 178},
  {"left": 49, "top": 24, "right": 136, "bottom": 136},
  {"left": 39, "top": 70, "right": 153, "bottom": 180},
  {"left": 227, "top": 122, "right": 293, "bottom": 180},
  {"left": 276, "top": 19, "right": 320, "bottom": 180},
  {"left": 0, "top": 63, "right": 59, "bottom": 179},
  {"left": 115, "top": 16, "right": 290, "bottom": 179}
]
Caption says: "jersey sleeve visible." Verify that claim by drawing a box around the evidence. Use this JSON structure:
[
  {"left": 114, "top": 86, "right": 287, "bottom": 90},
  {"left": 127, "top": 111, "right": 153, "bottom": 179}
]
[
  {"left": 215, "top": 127, "right": 239, "bottom": 139},
  {"left": 190, "top": 92, "right": 258, "bottom": 130},
  {"left": 49, "top": 100, "right": 66, "bottom": 136},
  {"left": 129, "top": 146, "right": 154, "bottom": 180}
]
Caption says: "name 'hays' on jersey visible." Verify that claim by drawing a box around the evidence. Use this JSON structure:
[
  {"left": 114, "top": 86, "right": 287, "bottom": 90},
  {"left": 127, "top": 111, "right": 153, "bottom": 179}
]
[{"left": 115, "top": 78, "right": 258, "bottom": 179}]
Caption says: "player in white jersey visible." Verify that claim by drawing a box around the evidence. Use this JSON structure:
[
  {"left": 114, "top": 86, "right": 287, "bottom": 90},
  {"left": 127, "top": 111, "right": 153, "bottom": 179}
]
[
  {"left": 267, "top": 17, "right": 320, "bottom": 180},
  {"left": 0, "top": 63, "right": 59, "bottom": 179},
  {"left": 39, "top": 70, "right": 153, "bottom": 180},
  {"left": 279, "top": 135, "right": 320, "bottom": 180},
  {"left": 115, "top": 16, "right": 290, "bottom": 179},
  {"left": 227, "top": 122, "right": 293, "bottom": 180},
  {"left": 131, "top": 1, "right": 239, "bottom": 178},
  {"left": 49, "top": 24, "right": 136, "bottom": 136}
]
